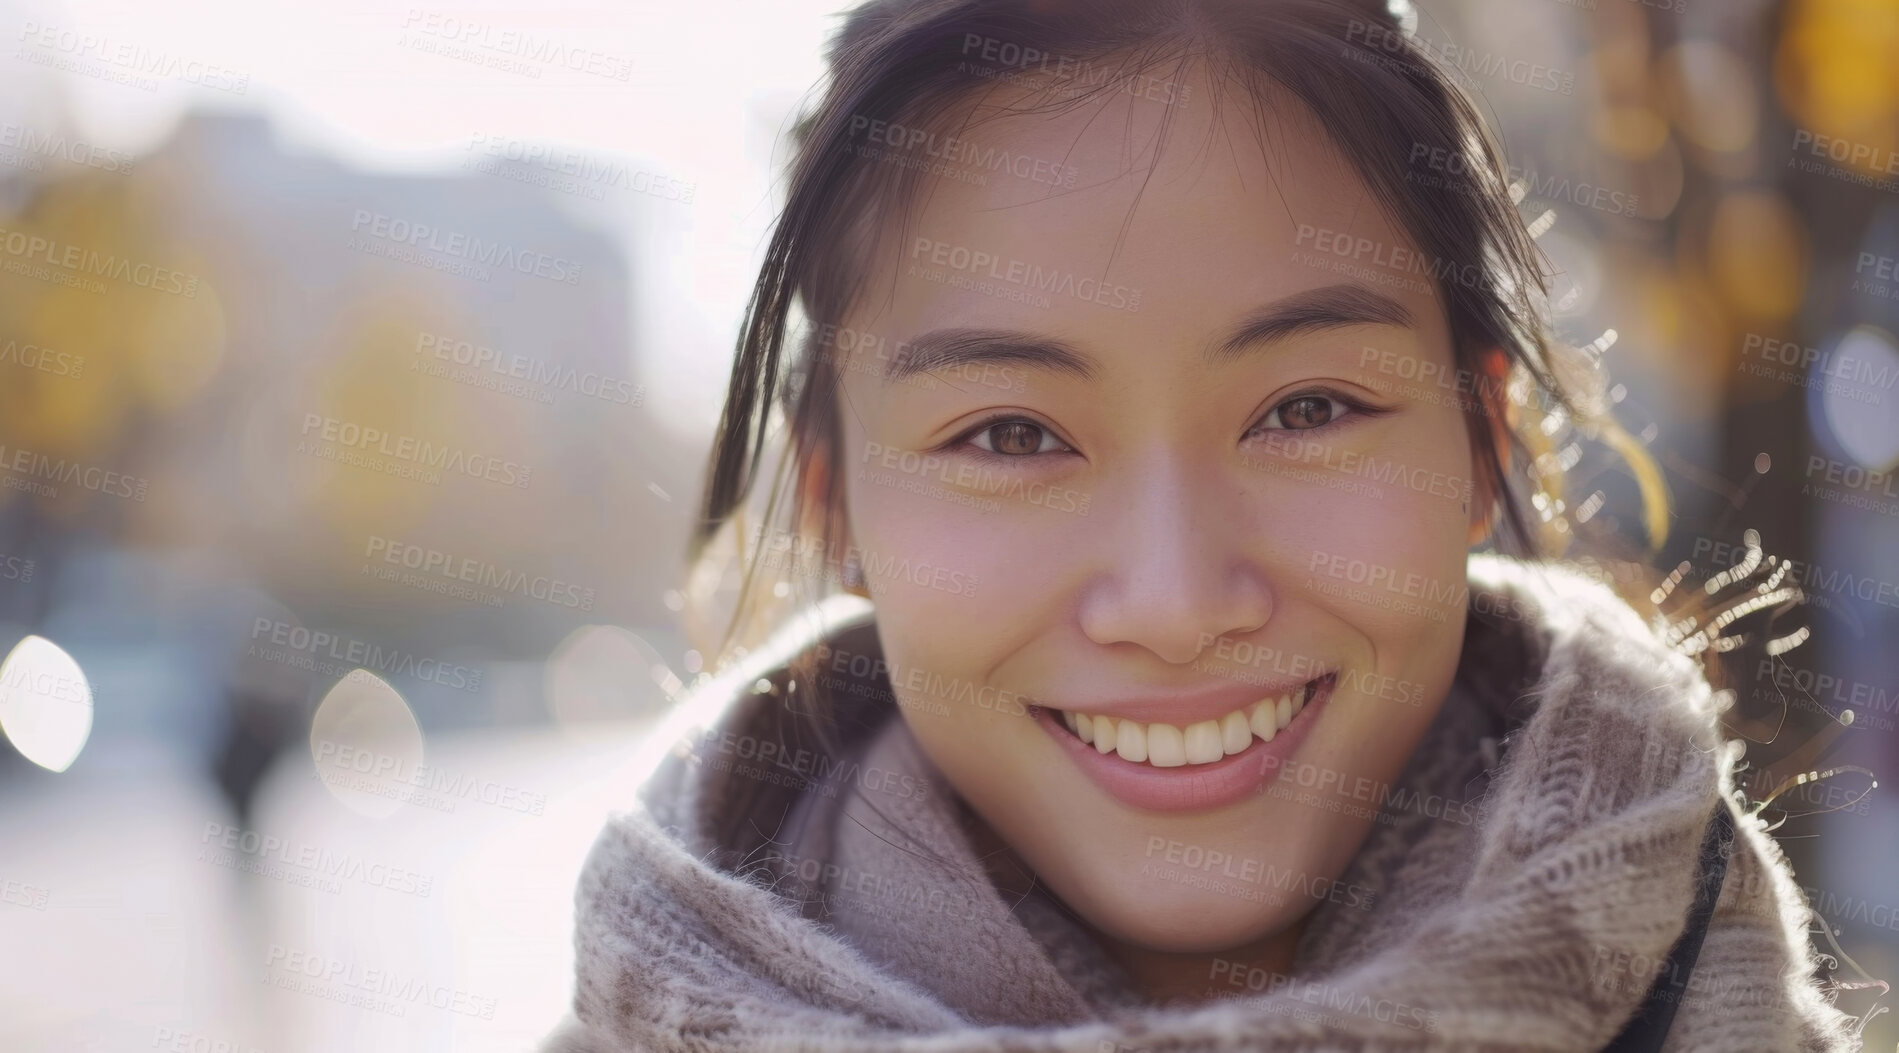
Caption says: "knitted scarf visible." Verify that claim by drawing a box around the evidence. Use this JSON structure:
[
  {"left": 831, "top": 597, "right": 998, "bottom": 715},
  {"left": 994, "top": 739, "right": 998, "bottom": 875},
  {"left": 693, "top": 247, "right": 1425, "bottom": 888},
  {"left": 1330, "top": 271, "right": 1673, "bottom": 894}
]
[{"left": 543, "top": 555, "right": 1860, "bottom": 1051}]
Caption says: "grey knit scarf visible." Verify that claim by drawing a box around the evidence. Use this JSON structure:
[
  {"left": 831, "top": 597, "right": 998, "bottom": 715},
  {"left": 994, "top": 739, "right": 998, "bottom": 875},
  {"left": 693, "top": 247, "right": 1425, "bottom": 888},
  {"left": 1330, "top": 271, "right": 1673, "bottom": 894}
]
[{"left": 543, "top": 555, "right": 1860, "bottom": 1051}]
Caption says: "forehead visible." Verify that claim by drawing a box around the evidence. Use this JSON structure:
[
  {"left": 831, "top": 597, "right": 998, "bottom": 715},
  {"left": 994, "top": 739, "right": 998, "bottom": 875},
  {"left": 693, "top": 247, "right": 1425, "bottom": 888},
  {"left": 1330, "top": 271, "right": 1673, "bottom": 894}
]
[{"left": 845, "top": 61, "right": 1445, "bottom": 355}]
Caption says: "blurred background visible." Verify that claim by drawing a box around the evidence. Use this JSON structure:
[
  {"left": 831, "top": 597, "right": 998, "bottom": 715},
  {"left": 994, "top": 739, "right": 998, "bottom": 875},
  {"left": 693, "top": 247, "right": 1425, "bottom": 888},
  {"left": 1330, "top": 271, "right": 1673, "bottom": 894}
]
[{"left": 0, "top": 0, "right": 1892, "bottom": 1049}]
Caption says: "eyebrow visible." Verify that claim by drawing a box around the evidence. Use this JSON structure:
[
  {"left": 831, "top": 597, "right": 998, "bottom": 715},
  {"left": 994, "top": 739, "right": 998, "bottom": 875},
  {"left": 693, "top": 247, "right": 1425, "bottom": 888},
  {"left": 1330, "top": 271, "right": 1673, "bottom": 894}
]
[
  {"left": 1210, "top": 284, "right": 1414, "bottom": 360},
  {"left": 881, "top": 283, "right": 1414, "bottom": 385}
]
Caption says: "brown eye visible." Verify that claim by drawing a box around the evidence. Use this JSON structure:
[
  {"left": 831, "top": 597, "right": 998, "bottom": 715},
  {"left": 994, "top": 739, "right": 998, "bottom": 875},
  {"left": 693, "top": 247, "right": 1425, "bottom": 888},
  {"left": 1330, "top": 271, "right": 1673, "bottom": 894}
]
[
  {"left": 971, "top": 419, "right": 1065, "bottom": 456},
  {"left": 992, "top": 421, "right": 1044, "bottom": 455},
  {"left": 1274, "top": 395, "right": 1337, "bottom": 430}
]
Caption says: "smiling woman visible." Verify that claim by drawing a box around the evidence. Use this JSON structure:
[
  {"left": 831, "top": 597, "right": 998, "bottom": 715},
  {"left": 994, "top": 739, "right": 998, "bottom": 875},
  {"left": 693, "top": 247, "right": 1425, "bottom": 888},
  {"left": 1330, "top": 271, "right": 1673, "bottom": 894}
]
[{"left": 545, "top": 1, "right": 1861, "bottom": 1051}]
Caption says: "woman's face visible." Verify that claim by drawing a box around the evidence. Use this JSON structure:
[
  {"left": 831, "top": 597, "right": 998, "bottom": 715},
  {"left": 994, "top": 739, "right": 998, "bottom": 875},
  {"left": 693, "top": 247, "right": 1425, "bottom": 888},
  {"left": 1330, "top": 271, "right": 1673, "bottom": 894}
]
[{"left": 828, "top": 69, "right": 1490, "bottom": 955}]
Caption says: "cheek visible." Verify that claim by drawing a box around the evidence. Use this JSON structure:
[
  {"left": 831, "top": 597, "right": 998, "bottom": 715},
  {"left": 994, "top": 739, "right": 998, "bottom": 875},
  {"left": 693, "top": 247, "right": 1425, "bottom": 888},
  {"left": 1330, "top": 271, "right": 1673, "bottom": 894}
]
[
  {"left": 845, "top": 465, "right": 1084, "bottom": 653},
  {"left": 1268, "top": 423, "right": 1475, "bottom": 665},
  {"left": 1292, "top": 492, "right": 1467, "bottom": 598},
  {"left": 844, "top": 475, "right": 1095, "bottom": 802},
  {"left": 844, "top": 473, "right": 1045, "bottom": 748}
]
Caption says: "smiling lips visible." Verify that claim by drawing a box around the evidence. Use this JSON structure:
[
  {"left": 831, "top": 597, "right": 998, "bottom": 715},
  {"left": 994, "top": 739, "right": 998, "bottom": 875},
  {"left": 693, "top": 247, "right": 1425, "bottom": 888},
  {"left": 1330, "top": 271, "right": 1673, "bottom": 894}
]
[
  {"left": 1054, "top": 679, "right": 1313, "bottom": 768},
  {"left": 1036, "top": 672, "right": 1334, "bottom": 813}
]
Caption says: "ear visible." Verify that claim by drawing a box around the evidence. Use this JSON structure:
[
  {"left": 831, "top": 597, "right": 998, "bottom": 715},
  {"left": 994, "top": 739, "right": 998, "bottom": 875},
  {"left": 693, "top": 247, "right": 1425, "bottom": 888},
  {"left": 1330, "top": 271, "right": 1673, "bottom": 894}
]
[
  {"left": 794, "top": 429, "right": 835, "bottom": 539},
  {"left": 1466, "top": 345, "right": 1512, "bottom": 547}
]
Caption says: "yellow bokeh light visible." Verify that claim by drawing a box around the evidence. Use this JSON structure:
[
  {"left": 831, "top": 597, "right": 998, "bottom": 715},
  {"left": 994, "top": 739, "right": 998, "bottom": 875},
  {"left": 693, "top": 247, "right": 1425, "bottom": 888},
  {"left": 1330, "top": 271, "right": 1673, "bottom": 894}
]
[
  {"left": 1776, "top": 0, "right": 1899, "bottom": 173},
  {"left": 1707, "top": 191, "right": 1808, "bottom": 322}
]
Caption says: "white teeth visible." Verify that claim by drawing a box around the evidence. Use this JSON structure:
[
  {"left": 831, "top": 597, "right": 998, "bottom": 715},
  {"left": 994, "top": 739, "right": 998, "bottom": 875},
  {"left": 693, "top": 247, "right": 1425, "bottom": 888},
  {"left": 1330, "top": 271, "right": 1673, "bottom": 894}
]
[
  {"left": 1221, "top": 710, "right": 1252, "bottom": 754},
  {"left": 1145, "top": 723, "right": 1185, "bottom": 767},
  {"left": 1115, "top": 720, "right": 1147, "bottom": 763},
  {"left": 1183, "top": 720, "right": 1223, "bottom": 765},
  {"left": 1250, "top": 701, "right": 1277, "bottom": 742},
  {"left": 1057, "top": 680, "right": 1317, "bottom": 769}
]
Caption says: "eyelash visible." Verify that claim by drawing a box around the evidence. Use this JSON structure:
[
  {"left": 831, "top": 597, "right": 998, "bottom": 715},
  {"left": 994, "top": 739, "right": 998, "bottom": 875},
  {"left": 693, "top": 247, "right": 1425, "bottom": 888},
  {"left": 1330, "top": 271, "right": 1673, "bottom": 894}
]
[
  {"left": 1242, "top": 388, "right": 1386, "bottom": 440},
  {"left": 944, "top": 387, "right": 1384, "bottom": 464},
  {"left": 948, "top": 413, "right": 1077, "bottom": 466}
]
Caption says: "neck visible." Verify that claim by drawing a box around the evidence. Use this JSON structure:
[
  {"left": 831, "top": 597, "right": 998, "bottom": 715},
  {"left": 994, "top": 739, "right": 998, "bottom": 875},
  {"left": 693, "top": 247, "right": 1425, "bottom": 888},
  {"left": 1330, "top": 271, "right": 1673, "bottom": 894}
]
[{"left": 1094, "top": 921, "right": 1307, "bottom": 1005}]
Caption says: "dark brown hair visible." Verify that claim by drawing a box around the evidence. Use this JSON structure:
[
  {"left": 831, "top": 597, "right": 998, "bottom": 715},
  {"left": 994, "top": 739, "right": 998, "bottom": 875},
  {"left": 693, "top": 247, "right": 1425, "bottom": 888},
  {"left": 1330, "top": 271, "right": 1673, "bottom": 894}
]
[{"left": 689, "top": 0, "right": 1667, "bottom": 662}]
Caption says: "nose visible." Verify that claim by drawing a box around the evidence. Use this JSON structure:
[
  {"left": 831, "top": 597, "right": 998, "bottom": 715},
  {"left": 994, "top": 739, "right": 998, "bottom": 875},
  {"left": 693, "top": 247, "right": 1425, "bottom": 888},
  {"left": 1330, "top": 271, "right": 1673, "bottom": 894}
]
[{"left": 1076, "top": 457, "right": 1274, "bottom": 665}]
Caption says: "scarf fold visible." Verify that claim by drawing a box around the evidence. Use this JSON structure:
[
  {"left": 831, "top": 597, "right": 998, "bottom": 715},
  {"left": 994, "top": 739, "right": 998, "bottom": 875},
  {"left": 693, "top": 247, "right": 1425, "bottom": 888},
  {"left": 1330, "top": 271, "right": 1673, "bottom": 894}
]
[{"left": 545, "top": 555, "right": 1860, "bottom": 1052}]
